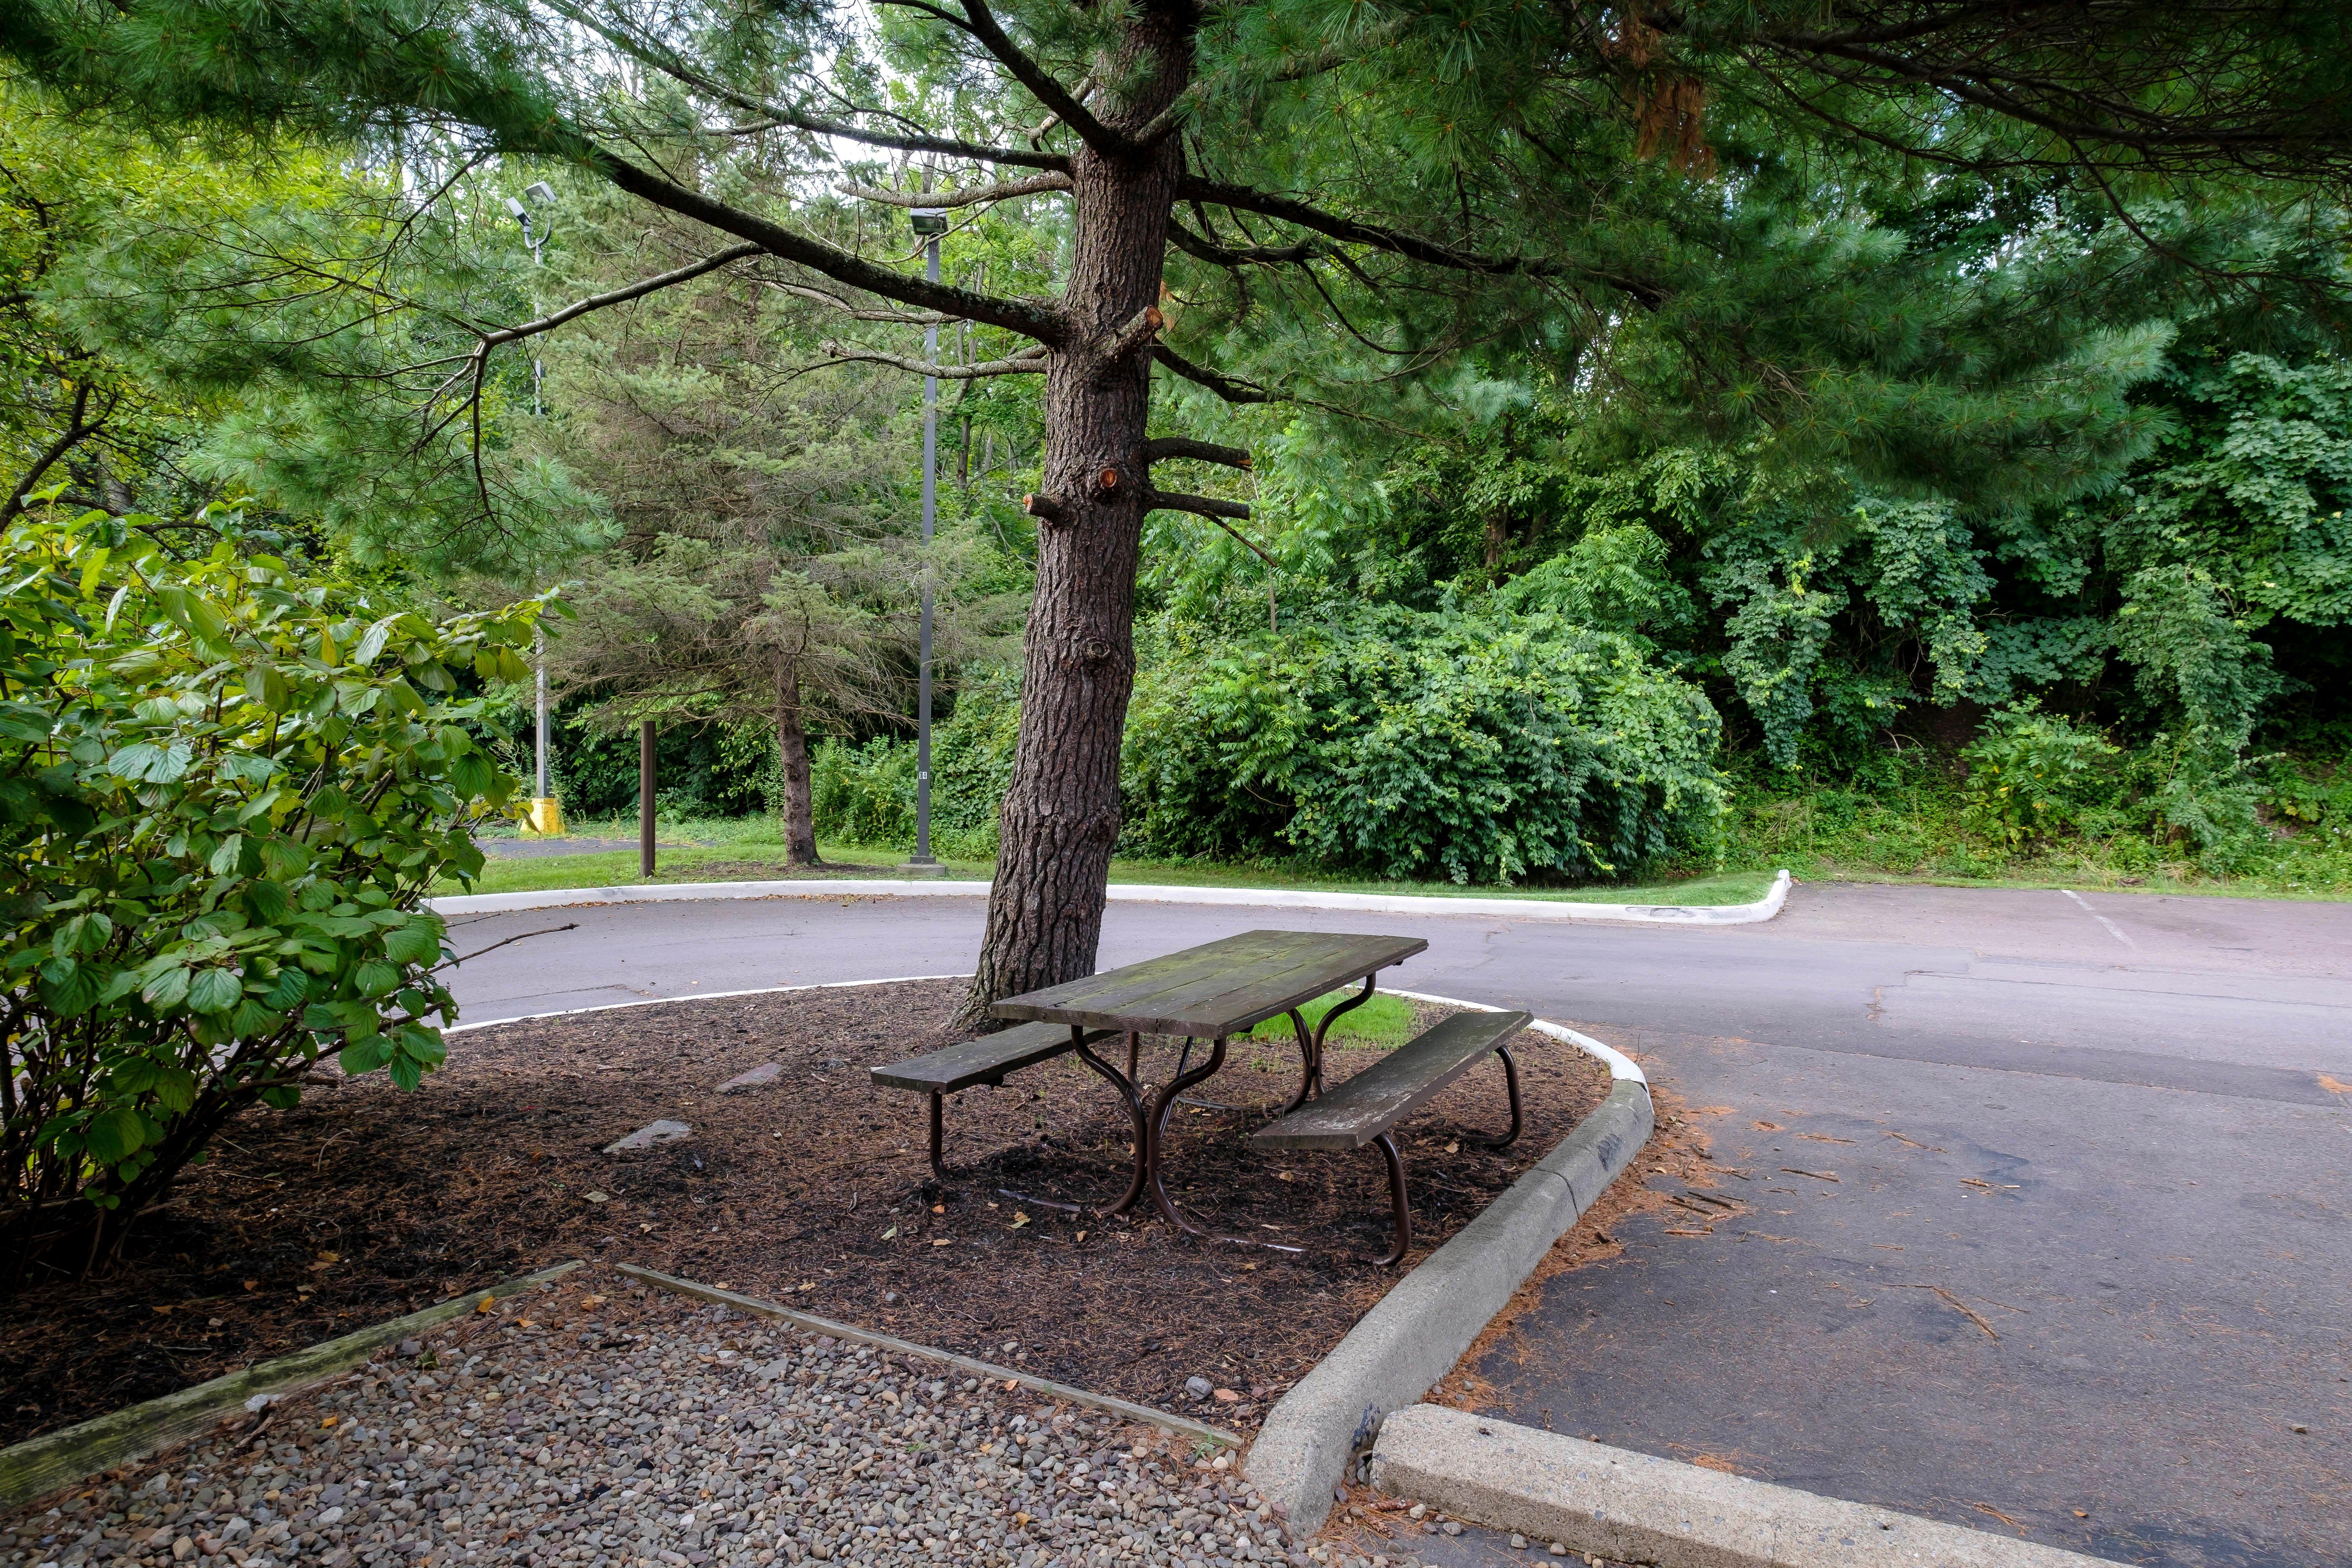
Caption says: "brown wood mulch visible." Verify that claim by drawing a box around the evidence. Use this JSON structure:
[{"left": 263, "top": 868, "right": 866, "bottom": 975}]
[{"left": 0, "top": 979, "right": 1610, "bottom": 1448}]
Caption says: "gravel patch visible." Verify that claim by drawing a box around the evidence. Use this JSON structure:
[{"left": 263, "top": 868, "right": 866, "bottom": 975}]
[{"left": 1, "top": 1270, "right": 1434, "bottom": 1568}]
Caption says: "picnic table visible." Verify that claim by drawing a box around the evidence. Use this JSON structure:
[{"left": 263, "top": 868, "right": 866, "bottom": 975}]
[{"left": 874, "top": 929, "right": 1530, "bottom": 1264}]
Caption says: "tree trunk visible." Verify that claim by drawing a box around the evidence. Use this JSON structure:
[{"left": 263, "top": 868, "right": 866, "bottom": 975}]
[
  {"left": 776, "top": 659, "right": 820, "bottom": 867},
  {"left": 954, "top": 10, "right": 1192, "bottom": 1029}
]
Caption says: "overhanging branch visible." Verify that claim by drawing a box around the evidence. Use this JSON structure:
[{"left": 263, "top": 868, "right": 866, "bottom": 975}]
[
  {"left": 591, "top": 149, "right": 1068, "bottom": 344},
  {"left": 821, "top": 341, "right": 1052, "bottom": 377},
  {"left": 1143, "top": 437, "right": 1252, "bottom": 470},
  {"left": 479, "top": 243, "right": 763, "bottom": 348},
  {"left": 837, "top": 173, "right": 1073, "bottom": 209},
  {"left": 1154, "top": 343, "right": 1279, "bottom": 405},
  {"left": 1146, "top": 489, "right": 1250, "bottom": 521},
  {"left": 954, "top": 0, "right": 1142, "bottom": 162}
]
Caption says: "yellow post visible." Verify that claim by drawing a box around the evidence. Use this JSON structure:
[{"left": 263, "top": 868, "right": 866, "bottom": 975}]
[{"left": 527, "top": 797, "right": 565, "bottom": 835}]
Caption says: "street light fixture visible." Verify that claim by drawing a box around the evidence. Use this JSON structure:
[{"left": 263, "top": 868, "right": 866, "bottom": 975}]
[
  {"left": 902, "top": 205, "right": 947, "bottom": 875},
  {"left": 509, "top": 182, "right": 561, "bottom": 835}
]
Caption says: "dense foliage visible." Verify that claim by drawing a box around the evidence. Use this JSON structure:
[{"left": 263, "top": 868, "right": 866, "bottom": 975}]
[
  {"left": 1121, "top": 610, "right": 1723, "bottom": 883},
  {"left": 0, "top": 507, "right": 540, "bottom": 1278}
]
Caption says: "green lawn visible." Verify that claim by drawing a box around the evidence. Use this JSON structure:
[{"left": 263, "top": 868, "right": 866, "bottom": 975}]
[
  {"left": 437, "top": 817, "right": 1783, "bottom": 907},
  {"left": 1244, "top": 988, "right": 1419, "bottom": 1048}
]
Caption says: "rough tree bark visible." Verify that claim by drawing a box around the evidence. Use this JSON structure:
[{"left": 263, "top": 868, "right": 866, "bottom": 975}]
[
  {"left": 952, "top": 5, "right": 1193, "bottom": 1029},
  {"left": 775, "top": 659, "right": 820, "bottom": 867}
]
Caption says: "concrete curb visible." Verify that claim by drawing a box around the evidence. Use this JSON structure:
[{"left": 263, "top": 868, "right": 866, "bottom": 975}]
[
  {"left": 1371, "top": 1405, "right": 2125, "bottom": 1568},
  {"left": 428, "top": 870, "right": 1791, "bottom": 926},
  {"left": 612, "top": 1265, "right": 1242, "bottom": 1450},
  {"left": 0, "top": 1261, "right": 582, "bottom": 1513},
  {"left": 1245, "top": 1002, "right": 1652, "bottom": 1540}
]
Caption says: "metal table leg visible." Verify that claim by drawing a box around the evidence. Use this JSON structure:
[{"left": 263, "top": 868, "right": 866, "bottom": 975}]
[{"left": 1280, "top": 974, "right": 1376, "bottom": 1114}]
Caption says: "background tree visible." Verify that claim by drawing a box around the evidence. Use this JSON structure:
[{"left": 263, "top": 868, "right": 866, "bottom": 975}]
[
  {"left": 8, "top": 0, "right": 2349, "bottom": 1023},
  {"left": 0, "top": 81, "right": 604, "bottom": 572}
]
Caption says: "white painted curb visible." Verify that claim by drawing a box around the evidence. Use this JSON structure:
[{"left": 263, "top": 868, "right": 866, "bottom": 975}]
[
  {"left": 1372, "top": 1405, "right": 2126, "bottom": 1568},
  {"left": 1244, "top": 992, "right": 1653, "bottom": 1540},
  {"left": 428, "top": 868, "right": 1791, "bottom": 924}
]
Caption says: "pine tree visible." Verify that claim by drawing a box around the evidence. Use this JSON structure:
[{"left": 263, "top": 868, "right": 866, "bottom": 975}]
[{"left": 7, "top": 0, "right": 2348, "bottom": 1019}]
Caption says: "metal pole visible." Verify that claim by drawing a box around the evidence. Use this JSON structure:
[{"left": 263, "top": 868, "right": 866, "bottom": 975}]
[
  {"left": 534, "top": 622, "right": 549, "bottom": 801},
  {"left": 639, "top": 719, "right": 656, "bottom": 878},
  {"left": 910, "top": 229, "right": 940, "bottom": 867}
]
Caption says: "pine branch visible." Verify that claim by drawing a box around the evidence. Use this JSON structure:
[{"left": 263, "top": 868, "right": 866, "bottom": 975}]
[
  {"left": 944, "top": 0, "right": 1144, "bottom": 162},
  {"left": 540, "top": 0, "right": 1069, "bottom": 172},
  {"left": 1134, "top": 20, "right": 1407, "bottom": 145},
  {"left": 1096, "top": 305, "right": 1166, "bottom": 366},
  {"left": 1146, "top": 489, "right": 1252, "bottom": 522},
  {"left": 820, "top": 341, "right": 1052, "bottom": 377},
  {"left": 1153, "top": 344, "right": 1279, "bottom": 405},
  {"left": 592, "top": 150, "right": 1069, "bottom": 344},
  {"left": 1166, "top": 220, "right": 1325, "bottom": 269},
  {"left": 478, "top": 243, "right": 764, "bottom": 349},
  {"left": 835, "top": 173, "right": 1073, "bottom": 209},
  {"left": 1178, "top": 177, "right": 1667, "bottom": 305},
  {"left": 1143, "top": 437, "right": 1252, "bottom": 470},
  {"left": 761, "top": 280, "right": 953, "bottom": 325}
]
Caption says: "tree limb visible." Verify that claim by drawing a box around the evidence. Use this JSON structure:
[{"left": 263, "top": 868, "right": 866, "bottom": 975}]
[
  {"left": 761, "top": 280, "right": 952, "bottom": 325},
  {"left": 1134, "top": 20, "right": 1408, "bottom": 145},
  {"left": 1167, "top": 219, "right": 1326, "bottom": 269},
  {"left": 835, "top": 172, "right": 1073, "bottom": 209},
  {"left": 1143, "top": 436, "right": 1252, "bottom": 469},
  {"left": 820, "top": 341, "right": 1052, "bottom": 377},
  {"left": 1097, "top": 305, "right": 1165, "bottom": 365},
  {"left": 538, "top": 0, "right": 1071, "bottom": 172},
  {"left": 1178, "top": 176, "right": 1666, "bottom": 304},
  {"left": 1154, "top": 343, "right": 1280, "bottom": 404},
  {"left": 591, "top": 149, "right": 1069, "bottom": 343},
  {"left": 1146, "top": 488, "right": 1251, "bottom": 521},
  {"left": 0, "top": 381, "right": 98, "bottom": 524},
  {"left": 1150, "top": 492, "right": 1275, "bottom": 565},
  {"left": 479, "top": 243, "right": 764, "bottom": 348},
  {"left": 952, "top": 0, "right": 1143, "bottom": 162}
]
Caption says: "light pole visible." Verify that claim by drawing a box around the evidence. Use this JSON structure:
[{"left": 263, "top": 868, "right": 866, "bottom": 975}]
[
  {"left": 902, "top": 204, "right": 947, "bottom": 875},
  {"left": 507, "top": 181, "right": 562, "bottom": 835}
]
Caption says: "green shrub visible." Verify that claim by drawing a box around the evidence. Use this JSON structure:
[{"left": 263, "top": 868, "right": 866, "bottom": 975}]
[
  {"left": 1122, "top": 606, "right": 1726, "bottom": 884},
  {"left": 1961, "top": 704, "right": 2122, "bottom": 846},
  {"left": 0, "top": 508, "right": 540, "bottom": 1282}
]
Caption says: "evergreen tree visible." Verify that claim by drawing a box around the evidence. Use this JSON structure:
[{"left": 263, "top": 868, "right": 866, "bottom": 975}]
[{"left": 7, "top": 0, "right": 2348, "bottom": 1018}]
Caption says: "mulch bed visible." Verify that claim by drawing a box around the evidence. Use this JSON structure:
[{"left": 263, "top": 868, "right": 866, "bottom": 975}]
[{"left": 0, "top": 979, "right": 1609, "bottom": 1448}]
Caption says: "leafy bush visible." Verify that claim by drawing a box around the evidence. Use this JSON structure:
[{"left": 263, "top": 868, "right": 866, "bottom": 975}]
[
  {"left": 1122, "top": 606, "right": 1726, "bottom": 884},
  {"left": 0, "top": 509, "right": 540, "bottom": 1281},
  {"left": 807, "top": 675, "right": 1019, "bottom": 860},
  {"left": 1961, "top": 704, "right": 2122, "bottom": 846}
]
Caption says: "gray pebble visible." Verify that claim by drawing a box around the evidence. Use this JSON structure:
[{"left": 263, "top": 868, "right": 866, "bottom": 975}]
[{"left": 2, "top": 1276, "right": 1296, "bottom": 1568}]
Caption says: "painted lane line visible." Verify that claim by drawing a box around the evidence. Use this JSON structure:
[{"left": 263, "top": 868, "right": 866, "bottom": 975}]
[{"left": 2062, "top": 887, "right": 2138, "bottom": 949}]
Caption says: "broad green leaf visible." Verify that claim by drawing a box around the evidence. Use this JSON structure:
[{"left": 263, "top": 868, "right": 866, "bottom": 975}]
[
  {"left": 352, "top": 615, "right": 395, "bottom": 668},
  {"left": 186, "top": 967, "right": 243, "bottom": 1013},
  {"left": 152, "top": 1066, "right": 198, "bottom": 1114},
  {"left": 387, "top": 1056, "right": 425, "bottom": 1092},
  {"left": 338, "top": 1036, "right": 394, "bottom": 1075},
  {"left": 82, "top": 1105, "right": 148, "bottom": 1164},
  {"left": 381, "top": 918, "right": 442, "bottom": 965},
  {"left": 140, "top": 965, "right": 190, "bottom": 1009},
  {"left": 352, "top": 960, "right": 401, "bottom": 997}
]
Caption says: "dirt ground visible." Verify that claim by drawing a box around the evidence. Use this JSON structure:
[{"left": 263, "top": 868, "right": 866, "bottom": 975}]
[{"left": 0, "top": 979, "right": 1617, "bottom": 1446}]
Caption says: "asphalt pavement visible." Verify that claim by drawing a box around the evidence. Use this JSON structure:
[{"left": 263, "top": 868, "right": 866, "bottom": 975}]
[{"left": 439, "top": 881, "right": 2352, "bottom": 1568}]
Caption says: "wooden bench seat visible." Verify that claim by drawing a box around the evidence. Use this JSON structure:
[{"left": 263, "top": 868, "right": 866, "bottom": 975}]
[
  {"left": 871, "top": 1021, "right": 1113, "bottom": 1095},
  {"left": 871, "top": 1021, "right": 1145, "bottom": 1213},
  {"left": 1251, "top": 1008, "right": 1532, "bottom": 1263}
]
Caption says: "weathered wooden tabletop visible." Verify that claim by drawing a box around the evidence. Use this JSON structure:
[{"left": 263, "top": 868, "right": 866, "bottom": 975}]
[{"left": 989, "top": 929, "right": 1428, "bottom": 1038}]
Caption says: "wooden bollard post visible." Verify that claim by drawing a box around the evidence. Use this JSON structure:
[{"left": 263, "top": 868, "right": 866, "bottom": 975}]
[{"left": 639, "top": 719, "right": 656, "bottom": 878}]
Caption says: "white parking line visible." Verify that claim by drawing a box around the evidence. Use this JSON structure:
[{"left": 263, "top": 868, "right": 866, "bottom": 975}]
[{"left": 2063, "top": 887, "right": 2138, "bottom": 949}]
